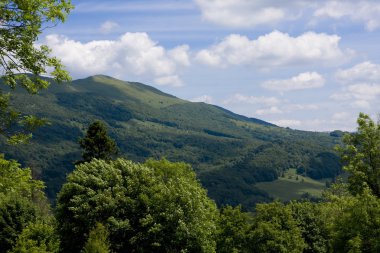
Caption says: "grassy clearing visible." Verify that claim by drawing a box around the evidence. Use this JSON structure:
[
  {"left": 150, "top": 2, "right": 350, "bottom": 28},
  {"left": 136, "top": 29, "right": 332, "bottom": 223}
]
[{"left": 256, "top": 169, "right": 329, "bottom": 201}]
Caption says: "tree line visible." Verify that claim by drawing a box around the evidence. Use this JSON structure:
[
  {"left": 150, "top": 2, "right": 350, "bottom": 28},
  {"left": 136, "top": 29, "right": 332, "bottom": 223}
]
[{"left": 1, "top": 113, "right": 380, "bottom": 252}]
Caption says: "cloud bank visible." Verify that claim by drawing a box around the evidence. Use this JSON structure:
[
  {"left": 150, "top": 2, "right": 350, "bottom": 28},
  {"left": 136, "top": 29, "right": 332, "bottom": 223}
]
[
  {"left": 196, "top": 31, "right": 349, "bottom": 68},
  {"left": 195, "top": 0, "right": 380, "bottom": 31},
  {"left": 44, "top": 32, "right": 190, "bottom": 87}
]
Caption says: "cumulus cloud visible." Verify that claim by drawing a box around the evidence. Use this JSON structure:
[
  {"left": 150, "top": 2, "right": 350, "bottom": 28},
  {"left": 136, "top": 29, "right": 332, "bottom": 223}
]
[
  {"left": 154, "top": 75, "right": 184, "bottom": 87},
  {"left": 191, "top": 95, "right": 214, "bottom": 104},
  {"left": 262, "top": 72, "right": 325, "bottom": 91},
  {"left": 314, "top": 1, "right": 380, "bottom": 31},
  {"left": 168, "top": 45, "right": 191, "bottom": 66},
  {"left": 331, "top": 61, "right": 380, "bottom": 110},
  {"left": 195, "top": 31, "right": 349, "bottom": 68},
  {"left": 100, "top": 21, "right": 119, "bottom": 34},
  {"left": 44, "top": 32, "right": 190, "bottom": 87},
  {"left": 336, "top": 61, "right": 380, "bottom": 83}
]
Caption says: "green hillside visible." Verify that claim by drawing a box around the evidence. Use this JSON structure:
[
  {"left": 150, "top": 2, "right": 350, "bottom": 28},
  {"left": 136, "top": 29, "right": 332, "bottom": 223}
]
[{"left": 1, "top": 75, "right": 342, "bottom": 209}]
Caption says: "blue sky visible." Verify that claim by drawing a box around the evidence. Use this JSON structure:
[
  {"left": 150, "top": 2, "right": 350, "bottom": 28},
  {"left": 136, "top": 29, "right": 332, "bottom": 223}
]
[{"left": 41, "top": 0, "right": 380, "bottom": 131}]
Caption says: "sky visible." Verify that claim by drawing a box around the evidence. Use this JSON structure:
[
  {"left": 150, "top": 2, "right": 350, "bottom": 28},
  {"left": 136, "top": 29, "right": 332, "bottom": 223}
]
[{"left": 41, "top": 0, "right": 380, "bottom": 131}]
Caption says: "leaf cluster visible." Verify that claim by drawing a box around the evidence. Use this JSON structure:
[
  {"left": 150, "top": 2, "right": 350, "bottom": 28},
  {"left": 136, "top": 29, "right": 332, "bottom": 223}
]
[{"left": 0, "top": 0, "right": 73, "bottom": 143}]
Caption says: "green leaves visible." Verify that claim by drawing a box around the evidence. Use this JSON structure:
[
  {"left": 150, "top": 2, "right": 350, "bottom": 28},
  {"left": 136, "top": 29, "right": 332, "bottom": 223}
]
[
  {"left": 56, "top": 158, "right": 218, "bottom": 253},
  {"left": 337, "top": 113, "right": 380, "bottom": 197},
  {"left": 82, "top": 223, "right": 111, "bottom": 253},
  {"left": 0, "top": 154, "right": 44, "bottom": 197},
  {"left": 0, "top": 155, "right": 53, "bottom": 252},
  {"left": 0, "top": 0, "right": 73, "bottom": 143}
]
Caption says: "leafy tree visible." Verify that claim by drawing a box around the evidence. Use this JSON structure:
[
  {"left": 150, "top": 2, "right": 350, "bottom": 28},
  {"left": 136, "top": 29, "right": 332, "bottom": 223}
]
[
  {"left": 216, "top": 205, "right": 251, "bottom": 253},
  {"left": 0, "top": 0, "right": 72, "bottom": 144},
  {"left": 290, "top": 201, "right": 330, "bottom": 253},
  {"left": 82, "top": 223, "right": 110, "bottom": 253},
  {"left": 247, "top": 201, "right": 306, "bottom": 253},
  {"left": 327, "top": 190, "right": 380, "bottom": 253},
  {"left": 56, "top": 158, "right": 218, "bottom": 253},
  {"left": 0, "top": 154, "right": 44, "bottom": 198},
  {"left": 0, "top": 195, "right": 38, "bottom": 253},
  {"left": 9, "top": 222, "right": 60, "bottom": 253},
  {"left": 0, "top": 155, "right": 53, "bottom": 252},
  {"left": 338, "top": 113, "right": 380, "bottom": 197},
  {"left": 78, "top": 121, "right": 118, "bottom": 163}
]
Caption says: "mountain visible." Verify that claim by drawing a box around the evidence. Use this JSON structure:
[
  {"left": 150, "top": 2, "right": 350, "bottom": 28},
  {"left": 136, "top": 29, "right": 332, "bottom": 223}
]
[{"left": 1, "top": 75, "right": 342, "bottom": 209}]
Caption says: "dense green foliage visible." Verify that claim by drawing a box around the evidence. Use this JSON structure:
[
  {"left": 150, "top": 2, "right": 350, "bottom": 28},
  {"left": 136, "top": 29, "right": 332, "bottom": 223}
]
[
  {"left": 81, "top": 223, "right": 111, "bottom": 253},
  {"left": 0, "top": 0, "right": 72, "bottom": 143},
  {"left": 338, "top": 113, "right": 380, "bottom": 197},
  {"left": 56, "top": 158, "right": 218, "bottom": 253},
  {"left": 216, "top": 206, "right": 251, "bottom": 253},
  {"left": 0, "top": 155, "right": 55, "bottom": 253},
  {"left": 9, "top": 222, "right": 59, "bottom": 253},
  {"left": 290, "top": 201, "right": 330, "bottom": 253},
  {"left": 1, "top": 108, "right": 380, "bottom": 253},
  {"left": 248, "top": 202, "right": 307, "bottom": 253},
  {"left": 1, "top": 75, "right": 341, "bottom": 208},
  {"left": 78, "top": 121, "right": 118, "bottom": 163}
]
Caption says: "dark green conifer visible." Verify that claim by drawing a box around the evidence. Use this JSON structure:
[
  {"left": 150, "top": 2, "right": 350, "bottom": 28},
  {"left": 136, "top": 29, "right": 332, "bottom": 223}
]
[{"left": 78, "top": 121, "right": 118, "bottom": 163}]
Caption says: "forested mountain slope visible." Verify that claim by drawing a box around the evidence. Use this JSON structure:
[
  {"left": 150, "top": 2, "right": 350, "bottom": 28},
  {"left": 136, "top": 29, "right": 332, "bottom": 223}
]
[{"left": 1, "top": 75, "right": 341, "bottom": 208}]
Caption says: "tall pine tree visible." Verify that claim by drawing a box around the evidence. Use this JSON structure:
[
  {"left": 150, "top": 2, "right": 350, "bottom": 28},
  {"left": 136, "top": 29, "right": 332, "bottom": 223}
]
[{"left": 78, "top": 121, "right": 118, "bottom": 163}]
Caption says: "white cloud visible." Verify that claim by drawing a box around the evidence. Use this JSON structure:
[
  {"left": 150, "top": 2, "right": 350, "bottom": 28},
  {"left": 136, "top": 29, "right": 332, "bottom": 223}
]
[
  {"left": 154, "top": 75, "right": 184, "bottom": 87},
  {"left": 196, "top": 31, "right": 349, "bottom": 68},
  {"left": 195, "top": 0, "right": 287, "bottom": 28},
  {"left": 336, "top": 61, "right": 380, "bottom": 83},
  {"left": 191, "top": 95, "right": 214, "bottom": 104},
  {"left": 314, "top": 1, "right": 380, "bottom": 31},
  {"left": 76, "top": 1, "right": 195, "bottom": 13},
  {"left": 256, "top": 106, "right": 283, "bottom": 116},
  {"left": 262, "top": 72, "right": 325, "bottom": 91},
  {"left": 100, "top": 21, "right": 119, "bottom": 34},
  {"left": 168, "top": 45, "right": 191, "bottom": 66},
  {"left": 348, "top": 83, "right": 380, "bottom": 101},
  {"left": 195, "top": 0, "right": 380, "bottom": 31},
  {"left": 332, "top": 61, "right": 380, "bottom": 110},
  {"left": 44, "top": 33, "right": 190, "bottom": 87},
  {"left": 223, "top": 94, "right": 281, "bottom": 107}
]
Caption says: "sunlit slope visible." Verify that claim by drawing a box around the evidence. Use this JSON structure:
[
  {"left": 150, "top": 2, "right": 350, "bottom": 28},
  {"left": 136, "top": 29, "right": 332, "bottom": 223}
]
[{"left": 2, "top": 75, "right": 341, "bottom": 209}]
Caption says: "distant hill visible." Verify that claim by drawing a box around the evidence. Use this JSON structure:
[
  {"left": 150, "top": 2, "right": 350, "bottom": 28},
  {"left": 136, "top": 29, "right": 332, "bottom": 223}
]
[{"left": 1, "top": 75, "right": 342, "bottom": 210}]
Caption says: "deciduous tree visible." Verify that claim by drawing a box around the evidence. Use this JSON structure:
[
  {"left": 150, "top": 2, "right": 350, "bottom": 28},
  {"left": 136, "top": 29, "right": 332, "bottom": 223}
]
[
  {"left": 338, "top": 113, "right": 380, "bottom": 197},
  {"left": 0, "top": 0, "right": 73, "bottom": 144},
  {"left": 56, "top": 158, "right": 218, "bottom": 253}
]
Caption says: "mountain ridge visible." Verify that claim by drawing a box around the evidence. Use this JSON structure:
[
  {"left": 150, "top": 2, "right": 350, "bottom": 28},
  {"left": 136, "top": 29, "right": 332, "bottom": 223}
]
[{"left": 1, "top": 75, "right": 341, "bottom": 210}]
